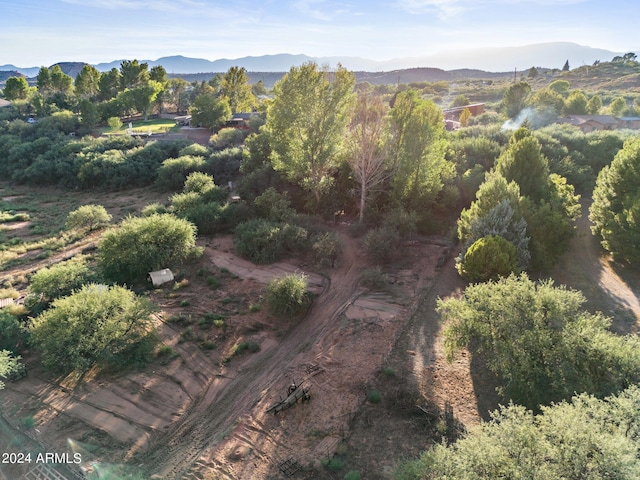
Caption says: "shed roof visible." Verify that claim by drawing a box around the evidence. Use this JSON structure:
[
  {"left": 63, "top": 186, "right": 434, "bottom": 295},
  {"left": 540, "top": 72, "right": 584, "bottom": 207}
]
[{"left": 149, "top": 268, "right": 174, "bottom": 287}]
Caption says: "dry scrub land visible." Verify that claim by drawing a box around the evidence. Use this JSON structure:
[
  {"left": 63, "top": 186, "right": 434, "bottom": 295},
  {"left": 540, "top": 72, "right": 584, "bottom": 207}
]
[{"left": 1, "top": 184, "right": 639, "bottom": 480}]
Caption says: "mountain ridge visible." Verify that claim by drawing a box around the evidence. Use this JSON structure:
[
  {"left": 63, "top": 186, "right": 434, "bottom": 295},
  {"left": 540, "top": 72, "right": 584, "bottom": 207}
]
[{"left": 0, "top": 42, "right": 633, "bottom": 78}]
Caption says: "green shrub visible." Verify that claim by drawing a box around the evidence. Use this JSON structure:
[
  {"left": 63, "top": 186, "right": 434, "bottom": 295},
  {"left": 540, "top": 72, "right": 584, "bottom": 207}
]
[
  {"left": 141, "top": 203, "right": 168, "bottom": 216},
  {"left": 156, "top": 155, "right": 207, "bottom": 191},
  {"left": 360, "top": 266, "right": 388, "bottom": 290},
  {"left": 312, "top": 232, "right": 341, "bottom": 267},
  {"left": 206, "top": 276, "right": 220, "bottom": 289},
  {"left": 344, "top": 471, "right": 361, "bottom": 480},
  {"left": 98, "top": 214, "right": 197, "bottom": 284},
  {"left": 367, "top": 390, "right": 382, "bottom": 403},
  {"left": 0, "top": 311, "right": 29, "bottom": 352},
  {"left": 266, "top": 273, "right": 308, "bottom": 316},
  {"left": 322, "top": 456, "right": 345, "bottom": 471},
  {"left": 66, "top": 204, "right": 112, "bottom": 232},
  {"left": 30, "top": 284, "right": 156, "bottom": 372},
  {"left": 209, "top": 127, "right": 245, "bottom": 150},
  {"left": 30, "top": 255, "right": 94, "bottom": 300},
  {"left": 363, "top": 226, "right": 399, "bottom": 264},
  {"left": 457, "top": 235, "right": 518, "bottom": 282},
  {"left": 233, "top": 219, "right": 308, "bottom": 264}
]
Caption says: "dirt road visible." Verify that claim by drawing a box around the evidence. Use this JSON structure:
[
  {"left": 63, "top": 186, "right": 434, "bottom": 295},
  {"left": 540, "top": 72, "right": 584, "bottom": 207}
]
[{"left": 138, "top": 232, "right": 368, "bottom": 478}]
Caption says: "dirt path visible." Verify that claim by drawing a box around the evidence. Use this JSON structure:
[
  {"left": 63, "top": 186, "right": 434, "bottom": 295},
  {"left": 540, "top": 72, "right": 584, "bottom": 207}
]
[
  {"left": 552, "top": 200, "right": 640, "bottom": 332},
  {"left": 137, "top": 232, "right": 368, "bottom": 478}
]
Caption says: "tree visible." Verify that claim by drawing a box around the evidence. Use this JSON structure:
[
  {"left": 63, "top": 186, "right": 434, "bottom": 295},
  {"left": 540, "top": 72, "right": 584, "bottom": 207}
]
[
  {"left": 251, "top": 79, "right": 268, "bottom": 97},
  {"left": 75, "top": 65, "right": 101, "bottom": 100},
  {"left": 219, "top": 66, "right": 256, "bottom": 113},
  {"left": 548, "top": 79, "right": 570, "bottom": 96},
  {"left": 609, "top": 97, "right": 628, "bottom": 116},
  {"left": 66, "top": 204, "right": 112, "bottom": 232},
  {"left": 451, "top": 94, "right": 470, "bottom": 107},
  {"left": 586, "top": 94, "right": 603, "bottom": 114},
  {"left": 0, "top": 350, "right": 22, "bottom": 390},
  {"left": 119, "top": 60, "right": 149, "bottom": 90},
  {"left": 30, "top": 255, "right": 94, "bottom": 301},
  {"left": 590, "top": 137, "right": 640, "bottom": 264},
  {"left": 107, "top": 116, "right": 122, "bottom": 132},
  {"left": 49, "top": 65, "right": 73, "bottom": 96},
  {"left": 495, "top": 129, "right": 549, "bottom": 202},
  {"left": 189, "top": 93, "right": 231, "bottom": 130},
  {"left": 30, "top": 284, "right": 155, "bottom": 372},
  {"left": 458, "top": 107, "right": 472, "bottom": 127},
  {"left": 530, "top": 88, "right": 565, "bottom": 116},
  {"left": 563, "top": 90, "right": 588, "bottom": 115},
  {"left": 3, "top": 76, "right": 30, "bottom": 100},
  {"left": 346, "top": 93, "right": 390, "bottom": 223},
  {"left": 122, "top": 80, "right": 163, "bottom": 120},
  {"left": 389, "top": 89, "right": 453, "bottom": 213},
  {"left": 562, "top": 59, "right": 570, "bottom": 71},
  {"left": 267, "top": 62, "right": 355, "bottom": 205},
  {"left": 527, "top": 66, "right": 539, "bottom": 78},
  {"left": 394, "top": 387, "right": 640, "bottom": 480},
  {"left": 502, "top": 81, "right": 531, "bottom": 118},
  {"left": 440, "top": 274, "right": 640, "bottom": 409},
  {"left": 98, "top": 214, "right": 197, "bottom": 284},
  {"left": 98, "top": 68, "right": 122, "bottom": 101},
  {"left": 457, "top": 235, "right": 518, "bottom": 282}
]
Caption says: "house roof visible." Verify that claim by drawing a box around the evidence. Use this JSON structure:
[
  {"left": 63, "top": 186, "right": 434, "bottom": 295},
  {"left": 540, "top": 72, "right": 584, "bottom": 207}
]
[
  {"left": 562, "top": 115, "right": 620, "bottom": 126},
  {"left": 0, "top": 99, "right": 11, "bottom": 108}
]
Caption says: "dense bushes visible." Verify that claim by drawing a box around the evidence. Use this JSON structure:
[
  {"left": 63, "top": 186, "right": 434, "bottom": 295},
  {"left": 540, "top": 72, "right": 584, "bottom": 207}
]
[
  {"left": 98, "top": 214, "right": 198, "bottom": 284},
  {"left": 233, "top": 219, "right": 308, "bottom": 264},
  {"left": 29, "top": 255, "right": 96, "bottom": 301},
  {"left": 590, "top": 137, "right": 640, "bottom": 264},
  {"left": 266, "top": 273, "right": 308, "bottom": 316},
  {"left": 457, "top": 235, "right": 517, "bottom": 282},
  {"left": 440, "top": 274, "right": 640, "bottom": 409},
  {"left": 395, "top": 386, "right": 640, "bottom": 480},
  {"left": 30, "top": 284, "right": 156, "bottom": 372}
]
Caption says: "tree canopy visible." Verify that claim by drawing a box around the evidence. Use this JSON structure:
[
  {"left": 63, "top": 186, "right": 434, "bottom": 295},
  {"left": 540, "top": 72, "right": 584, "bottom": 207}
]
[
  {"left": 98, "top": 214, "right": 198, "bottom": 284},
  {"left": 30, "top": 284, "right": 155, "bottom": 372},
  {"left": 395, "top": 386, "right": 640, "bottom": 480},
  {"left": 267, "top": 62, "right": 355, "bottom": 206},
  {"left": 440, "top": 274, "right": 640, "bottom": 409},
  {"left": 590, "top": 137, "right": 640, "bottom": 264}
]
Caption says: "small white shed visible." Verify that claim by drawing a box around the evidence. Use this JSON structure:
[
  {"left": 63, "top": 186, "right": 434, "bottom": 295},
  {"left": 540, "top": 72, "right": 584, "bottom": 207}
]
[{"left": 149, "top": 269, "right": 175, "bottom": 287}]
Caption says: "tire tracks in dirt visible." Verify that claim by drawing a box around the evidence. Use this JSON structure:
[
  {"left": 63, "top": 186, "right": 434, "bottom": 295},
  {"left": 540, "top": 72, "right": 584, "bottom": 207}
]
[{"left": 137, "top": 233, "right": 366, "bottom": 479}]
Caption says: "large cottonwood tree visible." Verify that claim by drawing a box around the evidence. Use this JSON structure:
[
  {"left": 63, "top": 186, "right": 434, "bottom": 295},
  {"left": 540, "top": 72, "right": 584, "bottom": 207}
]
[{"left": 267, "top": 62, "right": 355, "bottom": 206}]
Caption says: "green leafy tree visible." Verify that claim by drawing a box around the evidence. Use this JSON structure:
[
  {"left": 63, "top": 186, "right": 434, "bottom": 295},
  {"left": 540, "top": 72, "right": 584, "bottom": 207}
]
[
  {"left": 30, "top": 284, "right": 155, "bottom": 372},
  {"left": 440, "top": 274, "right": 640, "bottom": 409},
  {"left": 219, "top": 66, "right": 256, "bottom": 112},
  {"left": 609, "top": 97, "right": 628, "bottom": 116},
  {"left": 3, "top": 76, "right": 30, "bottom": 100},
  {"left": 79, "top": 99, "right": 100, "bottom": 129},
  {"left": 266, "top": 273, "right": 308, "bottom": 316},
  {"left": 587, "top": 94, "right": 603, "bottom": 114},
  {"left": 502, "top": 81, "right": 531, "bottom": 118},
  {"left": 107, "top": 116, "right": 122, "bottom": 132},
  {"left": 267, "top": 62, "right": 355, "bottom": 205},
  {"left": 394, "top": 387, "right": 640, "bottom": 480},
  {"left": 548, "top": 79, "right": 570, "bottom": 96},
  {"left": 29, "top": 255, "right": 95, "bottom": 301},
  {"left": 98, "top": 68, "right": 122, "bottom": 101},
  {"left": 122, "top": 80, "right": 163, "bottom": 120},
  {"left": 66, "top": 204, "right": 112, "bottom": 232},
  {"left": 0, "top": 351, "right": 22, "bottom": 390},
  {"left": 451, "top": 94, "right": 470, "bottom": 107},
  {"left": 98, "top": 214, "right": 197, "bottom": 284},
  {"left": 189, "top": 93, "right": 232, "bottom": 131},
  {"left": 389, "top": 89, "right": 453, "bottom": 213},
  {"left": 495, "top": 129, "right": 549, "bottom": 202},
  {"left": 119, "top": 59, "right": 149, "bottom": 89},
  {"left": 563, "top": 90, "right": 589, "bottom": 115},
  {"left": 590, "top": 137, "right": 640, "bottom": 264},
  {"left": 530, "top": 88, "right": 565, "bottom": 116},
  {"left": 74, "top": 65, "right": 101, "bottom": 100},
  {"left": 457, "top": 234, "right": 518, "bottom": 282}
]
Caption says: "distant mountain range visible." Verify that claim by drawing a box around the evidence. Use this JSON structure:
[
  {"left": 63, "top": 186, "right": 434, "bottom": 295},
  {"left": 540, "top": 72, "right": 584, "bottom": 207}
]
[{"left": 0, "top": 42, "right": 633, "bottom": 78}]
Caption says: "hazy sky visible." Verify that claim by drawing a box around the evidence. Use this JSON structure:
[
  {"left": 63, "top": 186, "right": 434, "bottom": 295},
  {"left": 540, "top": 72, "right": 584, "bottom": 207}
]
[{"left": 2, "top": 0, "right": 637, "bottom": 66}]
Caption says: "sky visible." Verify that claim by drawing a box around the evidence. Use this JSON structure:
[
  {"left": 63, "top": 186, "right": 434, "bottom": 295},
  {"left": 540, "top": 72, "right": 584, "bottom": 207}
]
[{"left": 1, "top": 0, "right": 638, "bottom": 67}]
